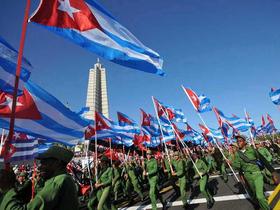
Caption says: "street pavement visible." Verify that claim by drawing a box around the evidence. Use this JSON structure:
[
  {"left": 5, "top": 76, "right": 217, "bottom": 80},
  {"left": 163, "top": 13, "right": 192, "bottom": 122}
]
[{"left": 118, "top": 167, "right": 279, "bottom": 210}]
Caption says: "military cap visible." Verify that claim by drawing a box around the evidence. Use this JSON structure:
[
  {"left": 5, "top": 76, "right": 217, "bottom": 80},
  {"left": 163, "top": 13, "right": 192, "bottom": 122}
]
[
  {"left": 235, "top": 134, "right": 247, "bottom": 141},
  {"left": 254, "top": 139, "right": 261, "bottom": 144},
  {"left": 19, "top": 172, "right": 27, "bottom": 177},
  {"left": 173, "top": 151, "right": 180, "bottom": 156},
  {"left": 230, "top": 142, "right": 238, "bottom": 148},
  {"left": 37, "top": 145, "right": 74, "bottom": 163},
  {"left": 146, "top": 150, "right": 152, "bottom": 155},
  {"left": 100, "top": 155, "right": 109, "bottom": 162}
]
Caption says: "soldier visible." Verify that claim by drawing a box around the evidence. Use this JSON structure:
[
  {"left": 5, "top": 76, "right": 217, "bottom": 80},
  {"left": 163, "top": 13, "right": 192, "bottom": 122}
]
[
  {"left": 172, "top": 151, "right": 189, "bottom": 209},
  {"left": 212, "top": 146, "right": 228, "bottom": 183},
  {"left": 15, "top": 171, "right": 32, "bottom": 203},
  {"left": 0, "top": 169, "right": 22, "bottom": 209},
  {"left": 255, "top": 140, "right": 274, "bottom": 185},
  {"left": 163, "top": 152, "right": 180, "bottom": 196},
  {"left": 94, "top": 156, "right": 113, "bottom": 210},
  {"left": 125, "top": 158, "right": 144, "bottom": 202},
  {"left": 229, "top": 135, "right": 270, "bottom": 210},
  {"left": 112, "top": 160, "right": 122, "bottom": 201},
  {"left": 192, "top": 152, "right": 215, "bottom": 209},
  {"left": 143, "top": 150, "right": 166, "bottom": 210},
  {"left": 0, "top": 145, "right": 79, "bottom": 210}
]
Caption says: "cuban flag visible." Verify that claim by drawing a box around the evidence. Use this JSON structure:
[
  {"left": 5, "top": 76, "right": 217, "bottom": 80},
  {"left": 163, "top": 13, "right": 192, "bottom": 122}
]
[
  {"left": 185, "top": 123, "right": 204, "bottom": 144},
  {"left": 199, "top": 124, "right": 224, "bottom": 140},
  {"left": 0, "top": 132, "right": 38, "bottom": 163},
  {"left": 182, "top": 86, "right": 212, "bottom": 113},
  {"left": 143, "top": 136, "right": 161, "bottom": 148},
  {"left": 112, "top": 137, "right": 133, "bottom": 147},
  {"left": 140, "top": 109, "right": 160, "bottom": 137},
  {"left": 213, "top": 108, "right": 251, "bottom": 132},
  {"left": 153, "top": 98, "right": 187, "bottom": 123},
  {"left": 262, "top": 122, "right": 276, "bottom": 134},
  {"left": 117, "top": 111, "right": 140, "bottom": 135},
  {"left": 0, "top": 36, "right": 32, "bottom": 95},
  {"left": 29, "top": 0, "right": 164, "bottom": 76},
  {"left": 85, "top": 111, "right": 136, "bottom": 141},
  {"left": 0, "top": 80, "right": 90, "bottom": 145},
  {"left": 269, "top": 88, "right": 280, "bottom": 105}
]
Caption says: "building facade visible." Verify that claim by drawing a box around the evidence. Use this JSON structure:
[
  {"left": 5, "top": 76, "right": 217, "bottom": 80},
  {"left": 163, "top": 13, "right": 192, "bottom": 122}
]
[{"left": 84, "top": 59, "right": 109, "bottom": 120}]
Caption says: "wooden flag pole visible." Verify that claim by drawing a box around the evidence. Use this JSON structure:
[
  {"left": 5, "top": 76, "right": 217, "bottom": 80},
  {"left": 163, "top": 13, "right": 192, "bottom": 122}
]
[
  {"left": 181, "top": 85, "right": 240, "bottom": 182},
  {"left": 151, "top": 96, "right": 174, "bottom": 174},
  {"left": 5, "top": 0, "right": 31, "bottom": 170},
  {"left": 154, "top": 97, "right": 202, "bottom": 178}
]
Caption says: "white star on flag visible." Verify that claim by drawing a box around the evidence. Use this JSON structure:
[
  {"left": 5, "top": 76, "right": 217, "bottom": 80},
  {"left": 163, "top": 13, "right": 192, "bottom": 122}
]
[
  {"left": 13, "top": 132, "right": 21, "bottom": 140},
  {"left": 97, "top": 122, "right": 102, "bottom": 127},
  {"left": 58, "top": 0, "right": 80, "bottom": 20},
  {"left": 0, "top": 95, "right": 23, "bottom": 111},
  {"left": 85, "top": 127, "right": 91, "bottom": 133}
]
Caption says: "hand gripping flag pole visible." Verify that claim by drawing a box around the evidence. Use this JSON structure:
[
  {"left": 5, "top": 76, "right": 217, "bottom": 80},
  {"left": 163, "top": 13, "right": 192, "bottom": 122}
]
[
  {"left": 152, "top": 97, "right": 202, "bottom": 178},
  {"left": 181, "top": 85, "right": 240, "bottom": 183},
  {"left": 4, "top": 0, "right": 31, "bottom": 169},
  {"left": 151, "top": 96, "right": 174, "bottom": 174}
]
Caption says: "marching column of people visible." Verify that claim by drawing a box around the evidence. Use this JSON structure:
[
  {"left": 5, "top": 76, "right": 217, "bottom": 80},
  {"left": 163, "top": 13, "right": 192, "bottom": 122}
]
[{"left": 0, "top": 135, "right": 279, "bottom": 210}]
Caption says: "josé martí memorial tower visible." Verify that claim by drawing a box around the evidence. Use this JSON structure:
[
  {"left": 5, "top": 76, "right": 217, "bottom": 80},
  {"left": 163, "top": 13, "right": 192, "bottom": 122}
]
[{"left": 84, "top": 59, "right": 109, "bottom": 120}]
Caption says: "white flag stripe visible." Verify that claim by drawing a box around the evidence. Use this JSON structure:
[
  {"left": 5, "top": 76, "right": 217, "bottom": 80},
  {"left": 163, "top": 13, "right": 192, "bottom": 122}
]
[
  {"left": 12, "top": 148, "right": 38, "bottom": 158},
  {"left": 0, "top": 66, "right": 25, "bottom": 90},
  {"left": 88, "top": 4, "right": 159, "bottom": 57},
  {"left": 1, "top": 118, "right": 82, "bottom": 141},
  {"left": 81, "top": 28, "right": 162, "bottom": 69},
  {"left": 12, "top": 141, "right": 38, "bottom": 148},
  {"left": 29, "top": 92, "right": 86, "bottom": 130}
]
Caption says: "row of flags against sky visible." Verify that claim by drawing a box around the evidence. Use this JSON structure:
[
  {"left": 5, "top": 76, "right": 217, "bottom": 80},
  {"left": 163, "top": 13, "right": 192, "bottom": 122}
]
[
  {"left": 0, "top": 34, "right": 279, "bottom": 162},
  {"left": 1, "top": 0, "right": 280, "bottom": 162},
  {"left": 0, "top": 32, "right": 279, "bottom": 159},
  {"left": 81, "top": 88, "right": 278, "bottom": 149}
]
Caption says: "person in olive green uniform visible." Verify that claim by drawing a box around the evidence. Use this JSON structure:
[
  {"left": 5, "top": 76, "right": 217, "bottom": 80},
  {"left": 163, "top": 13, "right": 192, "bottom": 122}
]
[
  {"left": 163, "top": 153, "right": 180, "bottom": 196},
  {"left": 192, "top": 153, "right": 214, "bottom": 209},
  {"left": 112, "top": 160, "right": 122, "bottom": 201},
  {"left": 205, "top": 149, "right": 217, "bottom": 173},
  {"left": 211, "top": 146, "right": 228, "bottom": 183},
  {"left": 255, "top": 140, "right": 274, "bottom": 185},
  {"left": 172, "top": 151, "right": 188, "bottom": 209},
  {"left": 15, "top": 172, "right": 32, "bottom": 203},
  {"left": 0, "top": 145, "right": 79, "bottom": 210},
  {"left": 230, "top": 135, "right": 270, "bottom": 210},
  {"left": 89, "top": 156, "right": 114, "bottom": 210},
  {"left": 125, "top": 160, "right": 144, "bottom": 201},
  {"left": 0, "top": 169, "right": 24, "bottom": 209},
  {"left": 143, "top": 150, "right": 166, "bottom": 210}
]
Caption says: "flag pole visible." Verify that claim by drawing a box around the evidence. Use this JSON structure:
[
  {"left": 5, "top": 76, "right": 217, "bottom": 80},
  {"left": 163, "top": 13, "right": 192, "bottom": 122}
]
[
  {"left": 94, "top": 112, "right": 98, "bottom": 181},
  {"left": 154, "top": 97, "right": 202, "bottom": 178},
  {"left": 85, "top": 139, "right": 93, "bottom": 191},
  {"left": 5, "top": 0, "right": 31, "bottom": 170},
  {"left": 151, "top": 96, "right": 174, "bottom": 174},
  {"left": 0, "top": 129, "right": 6, "bottom": 155},
  {"left": 244, "top": 108, "right": 256, "bottom": 149},
  {"left": 109, "top": 138, "right": 112, "bottom": 165},
  {"left": 181, "top": 85, "right": 240, "bottom": 182}
]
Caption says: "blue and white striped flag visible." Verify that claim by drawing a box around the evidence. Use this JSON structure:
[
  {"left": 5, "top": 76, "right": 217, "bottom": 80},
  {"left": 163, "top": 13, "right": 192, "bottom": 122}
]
[
  {"left": 0, "top": 36, "right": 32, "bottom": 95},
  {"left": 0, "top": 81, "right": 90, "bottom": 145},
  {"left": 269, "top": 88, "right": 280, "bottom": 105}
]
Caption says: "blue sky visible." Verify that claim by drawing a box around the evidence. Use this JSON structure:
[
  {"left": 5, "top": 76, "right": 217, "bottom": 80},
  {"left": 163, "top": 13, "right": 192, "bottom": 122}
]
[{"left": 1, "top": 0, "right": 280, "bottom": 131}]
